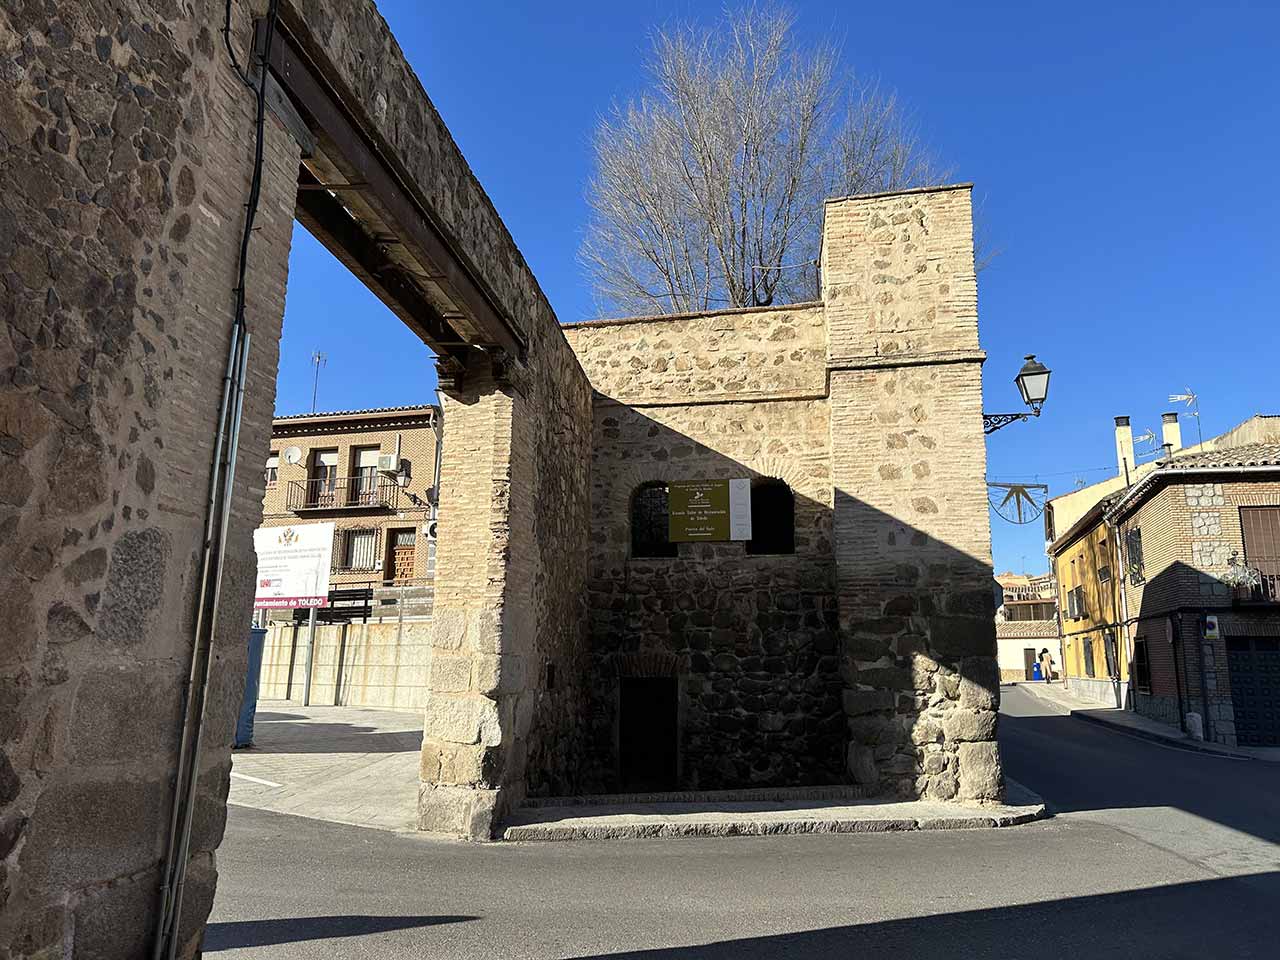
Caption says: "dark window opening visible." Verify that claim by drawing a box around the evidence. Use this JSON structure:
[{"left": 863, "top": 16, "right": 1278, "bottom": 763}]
[
  {"left": 1241, "top": 506, "right": 1280, "bottom": 601},
  {"left": 1082, "top": 637, "right": 1096, "bottom": 678},
  {"left": 746, "top": 480, "right": 795, "bottom": 555},
  {"left": 1132, "top": 639, "right": 1152, "bottom": 693},
  {"left": 1103, "top": 629, "right": 1119, "bottom": 678},
  {"left": 618, "top": 676, "right": 678, "bottom": 792},
  {"left": 1126, "top": 527, "right": 1145, "bottom": 585},
  {"left": 631, "top": 483, "right": 677, "bottom": 558}
]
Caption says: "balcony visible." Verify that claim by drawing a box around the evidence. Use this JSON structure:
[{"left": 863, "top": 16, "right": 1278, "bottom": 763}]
[{"left": 286, "top": 476, "right": 400, "bottom": 512}]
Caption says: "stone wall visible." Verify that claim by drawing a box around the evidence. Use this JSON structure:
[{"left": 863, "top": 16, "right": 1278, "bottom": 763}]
[
  {"left": 822, "top": 186, "right": 1002, "bottom": 802},
  {"left": 565, "top": 307, "right": 843, "bottom": 791},
  {"left": 418, "top": 323, "right": 593, "bottom": 836},
  {"left": 1, "top": 1, "right": 302, "bottom": 954}
]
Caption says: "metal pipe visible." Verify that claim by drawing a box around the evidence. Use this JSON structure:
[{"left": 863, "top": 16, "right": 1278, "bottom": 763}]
[
  {"left": 303, "top": 605, "right": 317, "bottom": 706},
  {"left": 432, "top": 392, "right": 444, "bottom": 522},
  {"left": 161, "top": 330, "right": 252, "bottom": 960},
  {"left": 151, "top": 323, "right": 240, "bottom": 959}
]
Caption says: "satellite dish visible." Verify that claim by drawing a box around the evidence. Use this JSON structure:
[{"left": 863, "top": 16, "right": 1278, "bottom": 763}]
[{"left": 282, "top": 445, "right": 304, "bottom": 465}]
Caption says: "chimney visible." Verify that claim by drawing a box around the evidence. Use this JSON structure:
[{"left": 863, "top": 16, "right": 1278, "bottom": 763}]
[
  {"left": 1161, "top": 412, "right": 1182, "bottom": 453},
  {"left": 1115, "top": 416, "right": 1134, "bottom": 483}
]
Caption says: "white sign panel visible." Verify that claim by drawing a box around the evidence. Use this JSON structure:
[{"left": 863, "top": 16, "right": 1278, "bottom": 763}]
[
  {"left": 253, "top": 522, "right": 334, "bottom": 609},
  {"left": 728, "top": 478, "right": 752, "bottom": 541}
]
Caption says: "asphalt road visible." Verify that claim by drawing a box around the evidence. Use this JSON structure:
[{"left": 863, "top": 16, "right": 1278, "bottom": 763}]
[{"left": 206, "top": 687, "right": 1280, "bottom": 959}]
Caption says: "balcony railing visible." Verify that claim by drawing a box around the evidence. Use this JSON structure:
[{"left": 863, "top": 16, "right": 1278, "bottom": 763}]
[
  {"left": 286, "top": 475, "right": 399, "bottom": 511},
  {"left": 1254, "top": 560, "right": 1280, "bottom": 603}
]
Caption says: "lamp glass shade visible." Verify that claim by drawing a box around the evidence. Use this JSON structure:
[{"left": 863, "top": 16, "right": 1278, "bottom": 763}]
[{"left": 1015, "top": 355, "right": 1051, "bottom": 407}]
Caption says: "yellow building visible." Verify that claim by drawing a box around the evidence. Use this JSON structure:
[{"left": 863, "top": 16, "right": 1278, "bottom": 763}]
[{"left": 1047, "top": 498, "right": 1127, "bottom": 705}]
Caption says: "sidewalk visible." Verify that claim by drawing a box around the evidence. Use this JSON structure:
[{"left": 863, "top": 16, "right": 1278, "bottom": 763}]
[
  {"left": 228, "top": 703, "right": 423, "bottom": 832},
  {"left": 1011, "top": 681, "right": 1280, "bottom": 763},
  {"left": 502, "top": 780, "right": 1046, "bottom": 842}
]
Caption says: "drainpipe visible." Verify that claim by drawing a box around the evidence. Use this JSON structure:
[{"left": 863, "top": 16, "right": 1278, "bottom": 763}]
[
  {"left": 1194, "top": 610, "right": 1214, "bottom": 743},
  {"left": 1169, "top": 613, "right": 1187, "bottom": 733},
  {"left": 432, "top": 392, "right": 444, "bottom": 523},
  {"left": 1111, "top": 518, "right": 1134, "bottom": 709}
]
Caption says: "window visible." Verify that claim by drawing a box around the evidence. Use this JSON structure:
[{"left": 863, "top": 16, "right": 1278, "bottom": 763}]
[
  {"left": 335, "top": 528, "right": 379, "bottom": 571},
  {"left": 1125, "top": 527, "right": 1144, "bottom": 585},
  {"left": 1132, "top": 638, "right": 1152, "bottom": 694},
  {"left": 1098, "top": 565, "right": 1111, "bottom": 583},
  {"left": 350, "top": 446, "right": 381, "bottom": 506},
  {"left": 1066, "top": 585, "right": 1086, "bottom": 620},
  {"left": 1103, "top": 629, "right": 1118, "bottom": 678},
  {"left": 746, "top": 480, "right": 795, "bottom": 555},
  {"left": 631, "top": 483, "right": 677, "bottom": 558},
  {"left": 1241, "top": 506, "right": 1280, "bottom": 601},
  {"left": 1082, "top": 637, "right": 1096, "bottom": 678},
  {"left": 309, "top": 449, "right": 339, "bottom": 506},
  {"left": 264, "top": 451, "right": 279, "bottom": 488}
]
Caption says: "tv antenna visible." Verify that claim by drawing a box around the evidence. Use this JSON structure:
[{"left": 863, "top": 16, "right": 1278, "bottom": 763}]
[
  {"left": 1132, "top": 428, "right": 1159, "bottom": 459},
  {"left": 310, "top": 350, "right": 327, "bottom": 413},
  {"left": 1168, "top": 388, "right": 1203, "bottom": 446}
]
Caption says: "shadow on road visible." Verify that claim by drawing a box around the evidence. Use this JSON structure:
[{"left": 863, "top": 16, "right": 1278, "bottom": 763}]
[
  {"left": 203, "top": 914, "right": 478, "bottom": 950},
  {"left": 999, "top": 692, "right": 1280, "bottom": 847},
  {"left": 564, "top": 873, "right": 1280, "bottom": 959}
]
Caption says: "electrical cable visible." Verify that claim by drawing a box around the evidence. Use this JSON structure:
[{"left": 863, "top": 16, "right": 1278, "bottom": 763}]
[{"left": 152, "top": 3, "right": 279, "bottom": 957}]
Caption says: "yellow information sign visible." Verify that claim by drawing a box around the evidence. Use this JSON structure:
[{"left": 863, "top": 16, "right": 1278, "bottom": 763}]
[{"left": 669, "top": 479, "right": 752, "bottom": 542}]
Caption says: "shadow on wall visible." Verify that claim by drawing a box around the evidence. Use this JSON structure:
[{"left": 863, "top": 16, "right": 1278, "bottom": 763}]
[
  {"left": 578, "top": 403, "right": 999, "bottom": 801},
  {"left": 1124, "top": 558, "right": 1276, "bottom": 747},
  {"left": 558, "top": 872, "right": 1280, "bottom": 960}
]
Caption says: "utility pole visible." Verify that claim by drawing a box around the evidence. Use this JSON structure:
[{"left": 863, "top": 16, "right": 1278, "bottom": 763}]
[{"left": 310, "top": 350, "right": 326, "bottom": 413}]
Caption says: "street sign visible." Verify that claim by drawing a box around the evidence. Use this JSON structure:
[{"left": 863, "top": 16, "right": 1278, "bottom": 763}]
[
  {"left": 253, "top": 522, "right": 334, "bottom": 609},
  {"left": 669, "top": 479, "right": 752, "bottom": 542},
  {"left": 1203, "top": 614, "right": 1220, "bottom": 640}
]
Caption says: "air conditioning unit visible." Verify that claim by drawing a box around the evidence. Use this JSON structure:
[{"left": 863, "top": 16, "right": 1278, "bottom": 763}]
[{"left": 377, "top": 454, "right": 400, "bottom": 476}]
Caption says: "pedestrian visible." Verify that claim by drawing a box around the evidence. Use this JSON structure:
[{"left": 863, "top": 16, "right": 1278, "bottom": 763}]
[{"left": 1039, "top": 648, "right": 1055, "bottom": 683}]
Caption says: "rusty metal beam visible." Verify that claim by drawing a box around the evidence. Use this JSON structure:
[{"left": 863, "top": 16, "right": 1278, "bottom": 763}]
[
  {"left": 294, "top": 167, "right": 471, "bottom": 353},
  {"left": 259, "top": 21, "right": 526, "bottom": 360}
]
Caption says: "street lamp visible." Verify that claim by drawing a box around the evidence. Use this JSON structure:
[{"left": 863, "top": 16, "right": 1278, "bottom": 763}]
[{"left": 984, "top": 354, "right": 1051, "bottom": 434}]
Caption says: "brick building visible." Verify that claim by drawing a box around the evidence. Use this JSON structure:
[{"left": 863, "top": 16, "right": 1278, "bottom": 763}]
[
  {"left": 1104, "top": 446, "right": 1280, "bottom": 746},
  {"left": 1047, "top": 414, "right": 1280, "bottom": 741},
  {"left": 993, "top": 573, "right": 1059, "bottom": 682},
  {"left": 258, "top": 404, "right": 440, "bottom": 599}
]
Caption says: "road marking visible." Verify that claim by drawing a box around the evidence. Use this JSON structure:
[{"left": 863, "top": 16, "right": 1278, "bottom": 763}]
[{"left": 231, "top": 771, "right": 283, "bottom": 787}]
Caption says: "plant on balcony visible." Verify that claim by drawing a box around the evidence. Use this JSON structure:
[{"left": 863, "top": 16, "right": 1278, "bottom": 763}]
[{"left": 1222, "top": 551, "right": 1262, "bottom": 599}]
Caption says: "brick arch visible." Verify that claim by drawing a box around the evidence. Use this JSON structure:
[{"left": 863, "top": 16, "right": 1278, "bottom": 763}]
[{"left": 614, "top": 651, "right": 682, "bottom": 678}]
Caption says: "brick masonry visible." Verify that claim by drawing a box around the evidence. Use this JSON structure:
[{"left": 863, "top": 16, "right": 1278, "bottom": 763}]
[
  {"left": 258, "top": 407, "right": 440, "bottom": 588},
  {"left": 1119, "top": 477, "right": 1280, "bottom": 746}
]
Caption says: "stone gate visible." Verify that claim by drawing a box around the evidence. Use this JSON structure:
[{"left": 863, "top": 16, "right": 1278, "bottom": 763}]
[{"left": 0, "top": 1, "right": 999, "bottom": 955}]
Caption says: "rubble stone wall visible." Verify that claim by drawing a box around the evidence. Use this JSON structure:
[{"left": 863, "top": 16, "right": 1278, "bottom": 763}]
[
  {"left": 1, "top": 1, "right": 301, "bottom": 955},
  {"left": 564, "top": 309, "right": 843, "bottom": 791}
]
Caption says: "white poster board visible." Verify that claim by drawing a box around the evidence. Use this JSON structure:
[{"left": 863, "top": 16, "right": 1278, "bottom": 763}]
[
  {"left": 728, "top": 478, "right": 752, "bottom": 541},
  {"left": 253, "top": 522, "right": 334, "bottom": 609}
]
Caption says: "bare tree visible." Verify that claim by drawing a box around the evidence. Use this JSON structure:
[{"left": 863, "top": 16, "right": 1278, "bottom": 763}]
[{"left": 581, "top": 4, "right": 946, "bottom": 316}]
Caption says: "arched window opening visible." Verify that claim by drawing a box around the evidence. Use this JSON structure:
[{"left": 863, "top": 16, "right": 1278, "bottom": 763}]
[
  {"left": 746, "top": 479, "right": 795, "bottom": 555},
  {"left": 631, "top": 482, "right": 677, "bottom": 558}
]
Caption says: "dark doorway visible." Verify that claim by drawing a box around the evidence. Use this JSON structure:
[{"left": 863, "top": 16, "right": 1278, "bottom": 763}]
[
  {"left": 619, "top": 677, "right": 678, "bottom": 791},
  {"left": 1227, "top": 636, "right": 1280, "bottom": 746}
]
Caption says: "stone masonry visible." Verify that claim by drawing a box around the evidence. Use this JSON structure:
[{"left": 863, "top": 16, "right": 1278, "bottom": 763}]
[
  {"left": 2, "top": 0, "right": 1003, "bottom": 953},
  {"left": 563, "top": 185, "right": 1002, "bottom": 804}
]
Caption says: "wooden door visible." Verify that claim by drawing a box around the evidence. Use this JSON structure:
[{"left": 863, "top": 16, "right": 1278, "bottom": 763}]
[
  {"left": 389, "top": 528, "right": 416, "bottom": 582},
  {"left": 1023, "top": 648, "right": 1037, "bottom": 681}
]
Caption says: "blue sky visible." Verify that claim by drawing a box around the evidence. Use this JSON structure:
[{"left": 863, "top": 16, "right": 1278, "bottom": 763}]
[{"left": 274, "top": 0, "right": 1280, "bottom": 574}]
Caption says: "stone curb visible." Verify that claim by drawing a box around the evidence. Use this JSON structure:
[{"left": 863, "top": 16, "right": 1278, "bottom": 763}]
[
  {"left": 1068, "top": 709, "right": 1259, "bottom": 760},
  {"left": 502, "top": 804, "right": 1047, "bottom": 843}
]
